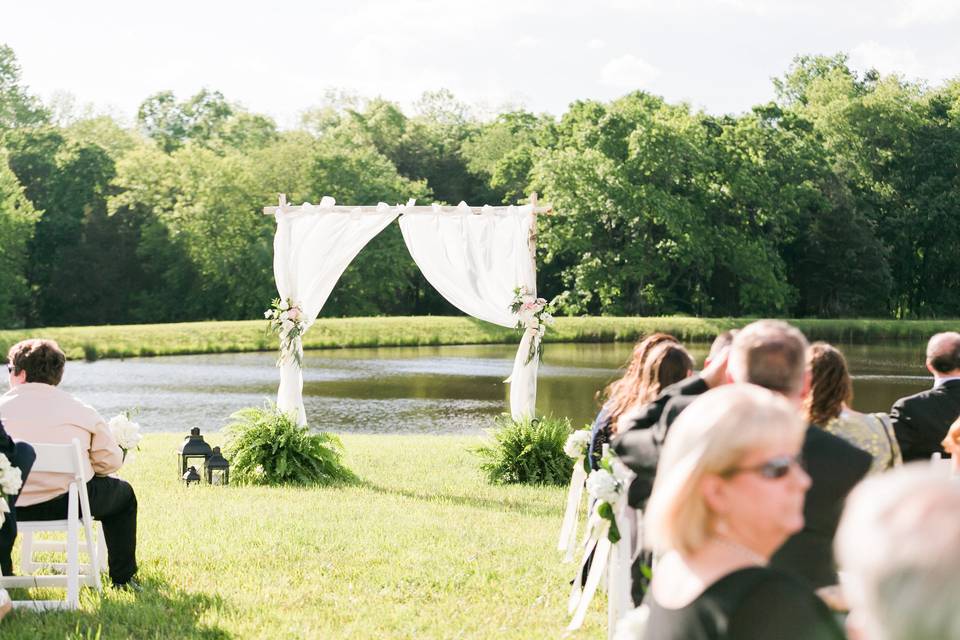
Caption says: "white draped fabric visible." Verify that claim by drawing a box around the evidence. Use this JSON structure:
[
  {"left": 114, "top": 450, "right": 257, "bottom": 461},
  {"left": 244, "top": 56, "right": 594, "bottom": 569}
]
[
  {"left": 399, "top": 203, "right": 538, "bottom": 418},
  {"left": 273, "top": 197, "right": 400, "bottom": 423}
]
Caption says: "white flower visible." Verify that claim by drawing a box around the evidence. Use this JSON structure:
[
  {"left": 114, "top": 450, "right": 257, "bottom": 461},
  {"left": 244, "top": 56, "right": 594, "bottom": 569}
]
[
  {"left": 564, "top": 430, "right": 592, "bottom": 458},
  {"left": 263, "top": 309, "right": 272, "bottom": 319},
  {"left": 586, "top": 468, "right": 621, "bottom": 504},
  {"left": 613, "top": 606, "right": 650, "bottom": 640},
  {"left": 0, "top": 496, "right": 7, "bottom": 528},
  {"left": 0, "top": 456, "right": 21, "bottom": 496},
  {"left": 108, "top": 414, "right": 143, "bottom": 451}
]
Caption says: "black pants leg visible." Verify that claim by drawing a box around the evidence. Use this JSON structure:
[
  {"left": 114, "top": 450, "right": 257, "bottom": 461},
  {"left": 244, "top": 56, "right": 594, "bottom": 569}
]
[
  {"left": 0, "top": 441, "right": 37, "bottom": 576},
  {"left": 16, "top": 476, "right": 138, "bottom": 585}
]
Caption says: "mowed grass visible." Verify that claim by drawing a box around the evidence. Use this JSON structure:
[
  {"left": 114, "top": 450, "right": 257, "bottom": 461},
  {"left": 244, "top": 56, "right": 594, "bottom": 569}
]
[
  {"left": 2, "top": 434, "right": 604, "bottom": 639},
  {"left": 0, "top": 315, "right": 956, "bottom": 361}
]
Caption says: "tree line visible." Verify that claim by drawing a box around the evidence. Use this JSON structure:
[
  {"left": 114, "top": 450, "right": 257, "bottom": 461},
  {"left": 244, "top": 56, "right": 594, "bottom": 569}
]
[{"left": 1, "top": 44, "right": 958, "bottom": 328}]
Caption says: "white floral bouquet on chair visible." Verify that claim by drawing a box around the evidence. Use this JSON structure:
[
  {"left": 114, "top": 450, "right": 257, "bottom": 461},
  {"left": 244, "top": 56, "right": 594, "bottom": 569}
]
[
  {"left": 0, "top": 455, "right": 23, "bottom": 528},
  {"left": 109, "top": 411, "right": 143, "bottom": 463}
]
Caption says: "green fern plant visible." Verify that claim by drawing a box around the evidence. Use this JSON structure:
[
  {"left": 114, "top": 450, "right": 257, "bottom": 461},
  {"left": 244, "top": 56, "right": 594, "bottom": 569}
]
[
  {"left": 222, "top": 404, "right": 355, "bottom": 486},
  {"left": 473, "top": 414, "right": 574, "bottom": 486}
]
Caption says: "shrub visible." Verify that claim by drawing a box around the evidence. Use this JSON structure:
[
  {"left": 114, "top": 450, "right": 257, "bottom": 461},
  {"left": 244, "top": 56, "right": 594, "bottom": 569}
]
[
  {"left": 223, "top": 404, "right": 355, "bottom": 486},
  {"left": 473, "top": 414, "right": 574, "bottom": 486}
]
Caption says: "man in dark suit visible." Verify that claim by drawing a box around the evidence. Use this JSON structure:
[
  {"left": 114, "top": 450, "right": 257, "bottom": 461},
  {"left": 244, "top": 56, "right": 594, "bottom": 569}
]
[
  {"left": 0, "top": 419, "right": 35, "bottom": 576},
  {"left": 614, "top": 320, "right": 871, "bottom": 592},
  {"left": 890, "top": 331, "right": 960, "bottom": 462}
]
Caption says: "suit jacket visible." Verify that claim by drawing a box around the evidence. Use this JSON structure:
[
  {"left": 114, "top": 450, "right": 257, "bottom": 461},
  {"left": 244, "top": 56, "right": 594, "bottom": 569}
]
[
  {"left": 614, "top": 379, "right": 872, "bottom": 589},
  {"left": 890, "top": 379, "right": 960, "bottom": 462},
  {"left": 770, "top": 426, "right": 872, "bottom": 589}
]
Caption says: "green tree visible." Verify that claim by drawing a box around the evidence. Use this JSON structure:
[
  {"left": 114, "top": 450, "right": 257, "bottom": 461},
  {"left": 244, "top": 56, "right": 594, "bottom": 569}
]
[
  {"left": 0, "top": 44, "right": 48, "bottom": 131},
  {"left": 0, "top": 150, "right": 39, "bottom": 326}
]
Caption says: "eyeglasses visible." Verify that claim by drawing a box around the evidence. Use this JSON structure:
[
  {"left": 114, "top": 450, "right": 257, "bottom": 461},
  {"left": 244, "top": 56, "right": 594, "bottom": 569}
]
[
  {"left": 723, "top": 455, "right": 804, "bottom": 480},
  {"left": 5, "top": 364, "right": 11, "bottom": 374}
]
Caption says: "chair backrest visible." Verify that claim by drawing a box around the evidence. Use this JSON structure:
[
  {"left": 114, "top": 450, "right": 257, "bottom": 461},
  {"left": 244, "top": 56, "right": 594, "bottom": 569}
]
[
  {"left": 930, "top": 452, "right": 959, "bottom": 478},
  {"left": 27, "top": 439, "right": 85, "bottom": 483}
]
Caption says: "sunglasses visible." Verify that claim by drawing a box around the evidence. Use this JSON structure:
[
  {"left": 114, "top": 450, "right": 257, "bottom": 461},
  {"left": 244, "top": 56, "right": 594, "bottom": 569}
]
[
  {"left": 5, "top": 364, "right": 11, "bottom": 374},
  {"left": 723, "top": 455, "right": 804, "bottom": 480}
]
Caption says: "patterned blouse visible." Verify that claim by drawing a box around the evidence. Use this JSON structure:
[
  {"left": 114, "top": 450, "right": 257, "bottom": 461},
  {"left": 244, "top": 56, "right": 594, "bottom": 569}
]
[{"left": 821, "top": 411, "right": 903, "bottom": 474}]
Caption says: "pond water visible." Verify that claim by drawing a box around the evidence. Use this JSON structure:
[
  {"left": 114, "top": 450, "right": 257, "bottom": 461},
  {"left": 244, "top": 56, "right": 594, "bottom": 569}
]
[{"left": 49, "top": 341, "right": 935, "bottom": 435}]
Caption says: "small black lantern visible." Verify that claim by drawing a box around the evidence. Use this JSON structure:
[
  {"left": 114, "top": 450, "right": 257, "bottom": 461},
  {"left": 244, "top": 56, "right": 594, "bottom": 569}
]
[
  {"left": 182, "top": 465, "right": 202, "bottom": 485},
  {"left": 204, "top": 446, "right": 230, "bottom": 485},
  {"left": 177, "top": 427, "right": 212, "bottom": 478}
]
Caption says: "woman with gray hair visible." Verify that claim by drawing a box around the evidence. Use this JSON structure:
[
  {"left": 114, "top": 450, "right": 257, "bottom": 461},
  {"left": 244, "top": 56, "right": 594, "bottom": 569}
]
[
  {"left": 640, "top": 384, "right": 843, "bottom": 639},
  {"left": 836, "top": 464, "right": 960, "bottom": 640}
]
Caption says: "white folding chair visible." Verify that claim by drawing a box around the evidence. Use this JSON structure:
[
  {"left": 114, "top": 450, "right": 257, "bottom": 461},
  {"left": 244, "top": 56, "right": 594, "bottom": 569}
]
[
  {"left": 931, "top": 452, "right": 959, "bottom": 478},
  {"left": 0, "top": 439, "right": 105, "bottom": 610}
]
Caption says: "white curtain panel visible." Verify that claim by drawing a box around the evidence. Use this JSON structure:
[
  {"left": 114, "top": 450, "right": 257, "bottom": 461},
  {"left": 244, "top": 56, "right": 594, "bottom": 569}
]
[
  {"left": 273, "top": 197, "right": 400, "bottom": 424},
  {"left": 399, "top": 203, "right": 538, "bottom": 418}
]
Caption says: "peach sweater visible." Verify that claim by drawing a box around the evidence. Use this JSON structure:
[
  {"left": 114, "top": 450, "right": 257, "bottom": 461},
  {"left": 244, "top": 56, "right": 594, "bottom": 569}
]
[{"left": 0, "top": 383, "right": 122, "bottom": 506}]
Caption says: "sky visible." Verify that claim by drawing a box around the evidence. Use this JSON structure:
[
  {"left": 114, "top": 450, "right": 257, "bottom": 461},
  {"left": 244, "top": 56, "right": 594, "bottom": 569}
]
[{"left": 2, "top": 0, "right": 959, "bottom": 127}]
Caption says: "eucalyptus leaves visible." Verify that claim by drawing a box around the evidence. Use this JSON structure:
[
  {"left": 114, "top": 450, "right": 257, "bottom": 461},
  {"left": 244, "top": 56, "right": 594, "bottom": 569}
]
[{"left": 586, "top": 457, "right": 623, "bottom": 543}]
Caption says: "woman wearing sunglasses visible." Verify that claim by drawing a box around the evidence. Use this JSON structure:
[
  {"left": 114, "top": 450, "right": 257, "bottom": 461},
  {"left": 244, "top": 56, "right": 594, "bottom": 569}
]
[{"left": 639, "top": 384, "right": 844, "bottom": 639}]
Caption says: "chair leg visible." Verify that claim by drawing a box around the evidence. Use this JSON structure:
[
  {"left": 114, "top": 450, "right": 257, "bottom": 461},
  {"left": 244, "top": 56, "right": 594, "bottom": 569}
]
[
  {"left": 66, "top": 487, "right": 80, "bottom": 609},
  {"left": 19, "top": 531, "right": 34, "bottom": 575},
  {"left": 97, "top": 526, "right": 108, "bottom": 576}
]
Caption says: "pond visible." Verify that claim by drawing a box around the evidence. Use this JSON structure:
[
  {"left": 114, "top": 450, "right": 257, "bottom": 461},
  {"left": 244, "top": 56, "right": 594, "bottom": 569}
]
[{"left": 51, "top": 341, "right": 935, "bottom": 435}]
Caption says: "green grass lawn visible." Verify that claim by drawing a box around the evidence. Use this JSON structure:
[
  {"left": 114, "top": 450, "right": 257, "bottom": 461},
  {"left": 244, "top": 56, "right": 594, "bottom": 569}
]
[
  {"left": 2, "top": 434, "right": 605, "bottom": 639},
  {"left": 0, "top": 315, "right": 957, "bottom": 362}
]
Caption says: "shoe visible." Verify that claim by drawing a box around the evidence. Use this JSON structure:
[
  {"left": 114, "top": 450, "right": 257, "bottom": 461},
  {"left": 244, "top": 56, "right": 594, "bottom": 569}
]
[
  {"left": 111, "top": 576, "right": 143, "bottom": 593},
  {"left": 0, "top": 588, "right": 12, "bottom": 621}
]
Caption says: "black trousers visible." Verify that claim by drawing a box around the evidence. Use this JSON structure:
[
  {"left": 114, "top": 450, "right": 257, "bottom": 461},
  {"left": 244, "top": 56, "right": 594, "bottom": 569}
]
[
  {"left": 0, "top": 441, "right": 37, "bottom": 576},
  {"left": 16, "top": 476, "right": 138, "bottom": 585}
]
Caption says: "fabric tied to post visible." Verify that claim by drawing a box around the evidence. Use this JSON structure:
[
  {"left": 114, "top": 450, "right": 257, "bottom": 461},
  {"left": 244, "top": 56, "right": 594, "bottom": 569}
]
[
  {"left": 557, "top": 456, "right": 588, "bottom": 562},
  {"left": 568, "top": 503, "right": 613, "bottom": 631}
]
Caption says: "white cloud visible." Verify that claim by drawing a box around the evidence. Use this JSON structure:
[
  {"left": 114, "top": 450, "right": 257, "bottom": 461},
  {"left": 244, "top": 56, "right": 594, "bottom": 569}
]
[
  {"left": 588, "top": 38, "right": 607, "bottom": 50},
  {"left": 518, "top": 35, "right": 542, "bottom": 48},
  {"left": 890, "top": 0, "right": 960, "bottom": 27},
  {"left": 600, "top": 54, "right": 661, "bottom": 89},
  {"left": 851, "top": 41, "right": 927, "bottom": 79}
]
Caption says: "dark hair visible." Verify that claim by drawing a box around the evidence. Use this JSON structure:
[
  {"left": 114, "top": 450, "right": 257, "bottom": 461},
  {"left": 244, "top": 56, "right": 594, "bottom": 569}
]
[
  {"left": 927, "top": 332, "right": 960, "bottom": 374},
  {"left": 602, "top": 333, "right": 679, "bottom": 423},
  {"left": 8, "top": 339, "right": 66, "bottom": 386},
  {"left": 641, "top": 343, "right": 694, "bottom": 403},
  {"left": 804, "top": 342, "right": 852, "bottom": 427}
]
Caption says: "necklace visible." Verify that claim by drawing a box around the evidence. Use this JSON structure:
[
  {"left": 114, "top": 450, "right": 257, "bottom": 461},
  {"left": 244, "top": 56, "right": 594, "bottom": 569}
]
[{"left": 712, "top": 536, "right": 768, "bottom": 567}]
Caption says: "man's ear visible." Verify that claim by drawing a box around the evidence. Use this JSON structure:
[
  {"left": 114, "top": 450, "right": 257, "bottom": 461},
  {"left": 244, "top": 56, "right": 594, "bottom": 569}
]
[
  {"left": 926, "top": 360, "right": 937, "bottom": 377},
  {"left": 800, "top": 369, "right": 812, "bottom": 401}
]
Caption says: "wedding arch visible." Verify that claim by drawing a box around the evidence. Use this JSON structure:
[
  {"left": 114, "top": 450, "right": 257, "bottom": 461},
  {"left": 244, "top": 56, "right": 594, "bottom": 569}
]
[{"left": 261, "top": 193, "right": 553, "bottom": 426}]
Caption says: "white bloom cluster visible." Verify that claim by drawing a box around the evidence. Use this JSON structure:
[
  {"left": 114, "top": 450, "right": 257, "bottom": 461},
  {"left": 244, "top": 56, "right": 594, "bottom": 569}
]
[
  {"left": 563, "top": 429, "right": 592, "bottom": 458},
  {"left": 586, "top": 468, "right": 622, "bottom": 505},
  {"left": 108, "top": 414, "right": 143, "bottom": 452},
  {"left": 0, "top": 455, "right": 22, "bottom": 527},
  {"left": 0, "top": 455, "right": 22, "bottom": 496},
  {"left": 613, "top": 606, "right": 650, "bottom": 640}
]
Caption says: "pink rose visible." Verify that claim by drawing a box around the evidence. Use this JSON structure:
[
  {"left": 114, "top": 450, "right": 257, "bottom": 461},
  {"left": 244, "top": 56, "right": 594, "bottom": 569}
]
[{"left": 287, "top": 307, "right": 302, "bottom": 321}]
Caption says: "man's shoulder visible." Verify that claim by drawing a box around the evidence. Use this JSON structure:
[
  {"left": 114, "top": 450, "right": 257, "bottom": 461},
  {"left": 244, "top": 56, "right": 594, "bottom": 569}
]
[
  {"left": 1, "top": 384, "right": 103, "bottom": 421},
  {"left": 804, "top": 425, "right": 872, "bottom": 477}
]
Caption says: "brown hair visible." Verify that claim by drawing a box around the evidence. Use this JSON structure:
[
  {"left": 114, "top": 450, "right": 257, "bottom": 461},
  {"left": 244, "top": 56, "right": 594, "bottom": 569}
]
[
  {"left": 804, "top": 342, "right": 852, "bottom": 427},
  {"left": 602, "top": 333, "right": 679, "bottom": 424},
  {"left": 638, "top": 342, "right": 695, "bottom": 409},
  {"left": 7, "top": 339, "right": 66, "bottom": 386}
]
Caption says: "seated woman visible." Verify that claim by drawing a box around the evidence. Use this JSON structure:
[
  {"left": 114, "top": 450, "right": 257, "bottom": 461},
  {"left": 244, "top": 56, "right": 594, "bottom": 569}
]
[
  {"left": 804, "top": 342, "right": 901, "bottom": 473},
  {"left": 588, "top": 334, "right": 692, "bottom": 469},
  {"left": 641, "top": 384, "right": 844, "bottom": 639}
]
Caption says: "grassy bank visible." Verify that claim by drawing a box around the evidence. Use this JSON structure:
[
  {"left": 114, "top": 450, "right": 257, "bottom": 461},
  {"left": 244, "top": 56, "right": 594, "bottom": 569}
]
[
  {"left": 3, "top": 434, "right": 602, "bottom": 639},
  {"left": 0, "top": 316, "right": 957, "bottom": 361}
]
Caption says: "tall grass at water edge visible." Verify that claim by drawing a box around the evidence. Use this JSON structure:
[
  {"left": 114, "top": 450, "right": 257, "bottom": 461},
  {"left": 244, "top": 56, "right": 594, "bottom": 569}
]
[{"left": 0, "top": 316, "right": 955, "bottom": 361}]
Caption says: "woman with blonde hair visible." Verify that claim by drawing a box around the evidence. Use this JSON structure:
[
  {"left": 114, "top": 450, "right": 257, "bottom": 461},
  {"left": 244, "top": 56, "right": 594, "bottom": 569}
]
[
  {"left": 804, "top": 342, "right": 901, "bottom": 473},
  {"left": 588, "top": 334, "right": 693, "bottom": 469},
  {"left": 641, "top": 384, "right": 842, "bottom": 639}
]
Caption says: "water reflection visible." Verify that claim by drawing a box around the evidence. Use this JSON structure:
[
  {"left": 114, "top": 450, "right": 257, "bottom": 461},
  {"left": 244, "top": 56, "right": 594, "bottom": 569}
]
[{"left": 46, "top": 342, "right": 934, "bottom": 435}]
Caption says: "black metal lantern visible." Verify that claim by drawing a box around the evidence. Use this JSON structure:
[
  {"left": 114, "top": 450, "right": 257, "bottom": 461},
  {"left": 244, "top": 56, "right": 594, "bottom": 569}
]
[
  {"left": 204, "top": 446, "right": 230, "bottom": 485},
  {"left": 182, "top": 465, "right": 202, "bottom": 485},
  {"left": 177, "top": 427, "right": 212, "bottom": 477}
]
